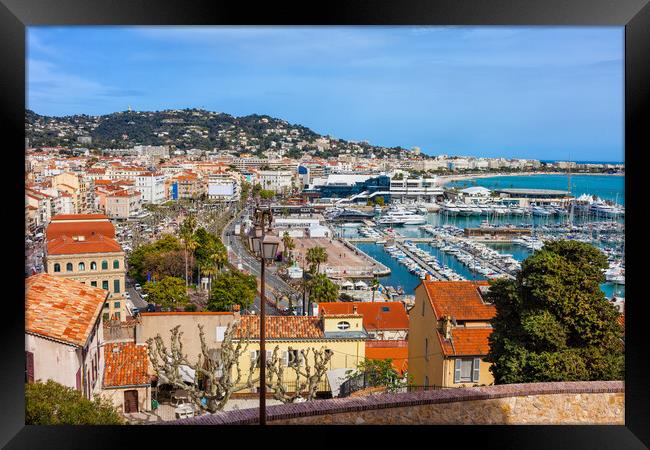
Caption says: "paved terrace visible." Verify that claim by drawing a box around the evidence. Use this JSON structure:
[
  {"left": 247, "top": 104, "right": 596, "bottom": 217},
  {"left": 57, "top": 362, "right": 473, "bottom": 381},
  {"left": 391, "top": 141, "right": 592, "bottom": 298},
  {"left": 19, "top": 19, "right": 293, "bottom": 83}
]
[{"left": 293, "top": 237, "right": 390, "bottom": 278}]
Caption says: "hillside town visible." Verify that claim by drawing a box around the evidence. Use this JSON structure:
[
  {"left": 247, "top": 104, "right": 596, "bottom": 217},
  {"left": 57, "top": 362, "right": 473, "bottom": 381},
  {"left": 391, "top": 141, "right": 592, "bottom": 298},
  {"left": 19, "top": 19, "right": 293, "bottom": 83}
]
[{"left": 24, "top": 110, "right": 625, "bottom": 425}]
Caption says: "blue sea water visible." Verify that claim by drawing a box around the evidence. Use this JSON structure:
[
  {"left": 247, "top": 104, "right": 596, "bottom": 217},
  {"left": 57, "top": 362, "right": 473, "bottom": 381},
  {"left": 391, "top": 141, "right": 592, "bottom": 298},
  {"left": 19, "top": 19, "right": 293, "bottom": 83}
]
[{"left": 447, "top": 174, "right": 625, "bottom": 205}]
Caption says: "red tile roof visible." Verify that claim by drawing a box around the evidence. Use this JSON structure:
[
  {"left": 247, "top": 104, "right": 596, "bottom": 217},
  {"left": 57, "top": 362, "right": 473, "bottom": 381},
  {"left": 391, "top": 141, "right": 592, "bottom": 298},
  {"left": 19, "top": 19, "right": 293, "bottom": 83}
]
[
  {"left": 233, "top": 315, "right": 324, "bottom": 339},
  {"left": 46, "top": 215, "right": 115, "bottom": 240},
  {"left": 364, "top": 343, "right": 409, "bottom": 375},
  {"left": 439, "top": 327, "right": 493, "bottom": 357},
  {"left": 422, "top": 281, "right": 495, "bottom": 321},
  {"left": 26, "top": 274, "right": 107, "bottom": 347},
  {"left": 103, "top": 342, "right": 151, "bottom": 388},
  {"left": 140, "top": 312, "right": 234, "bottom": 316},
  {"left": 318, "top": 302, "right": 409, "bottom": 331},
  {"left": 47, "top": 234, "right": 123, "bottom": 255}
]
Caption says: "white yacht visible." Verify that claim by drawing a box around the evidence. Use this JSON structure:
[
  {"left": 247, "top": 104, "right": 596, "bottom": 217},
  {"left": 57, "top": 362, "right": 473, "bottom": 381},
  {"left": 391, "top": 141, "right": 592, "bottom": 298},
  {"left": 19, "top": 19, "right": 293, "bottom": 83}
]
[{"left": 379, "top": 208, "right": 427, "bottom": 226}]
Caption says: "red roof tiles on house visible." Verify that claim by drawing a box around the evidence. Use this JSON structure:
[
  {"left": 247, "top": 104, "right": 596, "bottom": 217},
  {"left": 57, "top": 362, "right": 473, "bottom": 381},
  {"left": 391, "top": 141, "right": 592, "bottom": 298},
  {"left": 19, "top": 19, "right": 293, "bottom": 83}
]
[
  {"left": 47, "top": 235, "right": 123, "bottom": 255},
  {"left": 318, "top": 302, "right": 409, "bottom": 331},
  {"left": 439, "top": 327, "right": 493, "bottom": 357},
  {"left": 103, "top": 342, "right": 151, "bottom": 388},
  {"left": 364, "top": 343, "right": 409, "bottom": 375},
  {"left": 233, "top": 315, "right": 324, "bottom": 339},
  {"left": 26, "top": 274, "right": 107, "bottom": 347},
  {"left": 46, "top": 215, "right": 115, "bottom": 241},
  {"left": 422, "top": 281, "right": 495, "bottom": 321}
]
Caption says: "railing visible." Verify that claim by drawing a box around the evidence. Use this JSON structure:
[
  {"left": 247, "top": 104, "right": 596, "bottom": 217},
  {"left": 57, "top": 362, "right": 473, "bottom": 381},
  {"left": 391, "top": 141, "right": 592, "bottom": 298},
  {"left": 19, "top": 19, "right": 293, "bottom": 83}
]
[{"left": 339, "top": 373, "right": 449, "bottom": 397}]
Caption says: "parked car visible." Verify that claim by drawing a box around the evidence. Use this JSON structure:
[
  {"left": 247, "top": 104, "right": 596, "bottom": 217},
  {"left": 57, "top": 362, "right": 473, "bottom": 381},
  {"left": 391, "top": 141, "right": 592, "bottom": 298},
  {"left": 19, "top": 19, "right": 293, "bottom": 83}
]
[{"left": 134, "top": 283, "right": 141, "bottom": 291}]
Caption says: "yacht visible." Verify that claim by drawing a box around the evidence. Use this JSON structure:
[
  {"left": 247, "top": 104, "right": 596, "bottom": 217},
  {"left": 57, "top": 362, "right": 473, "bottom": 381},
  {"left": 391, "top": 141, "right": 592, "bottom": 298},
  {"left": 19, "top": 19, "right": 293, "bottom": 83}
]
[{"left": 379, "top": 208, "right": 427, "bottom": 226}]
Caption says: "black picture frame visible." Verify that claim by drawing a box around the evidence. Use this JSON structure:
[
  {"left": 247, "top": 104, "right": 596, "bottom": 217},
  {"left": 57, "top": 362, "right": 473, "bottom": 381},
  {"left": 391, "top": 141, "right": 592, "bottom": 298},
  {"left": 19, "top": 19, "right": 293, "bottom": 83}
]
[{"left": 2, "top": 0, "right": 648, "bottom": 448}]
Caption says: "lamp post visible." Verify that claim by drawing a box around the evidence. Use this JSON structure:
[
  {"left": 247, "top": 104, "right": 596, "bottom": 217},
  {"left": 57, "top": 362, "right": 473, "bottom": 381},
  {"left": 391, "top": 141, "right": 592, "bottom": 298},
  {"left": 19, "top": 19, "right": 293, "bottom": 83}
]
[{"left": 247, "top": 205, "right": 280, "bottom": 426}]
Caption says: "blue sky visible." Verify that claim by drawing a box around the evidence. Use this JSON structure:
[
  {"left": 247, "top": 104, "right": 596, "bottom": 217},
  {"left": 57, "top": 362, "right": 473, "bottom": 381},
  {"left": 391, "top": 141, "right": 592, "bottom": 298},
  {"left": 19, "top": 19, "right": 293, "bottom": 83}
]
[{"left": 27, "top": 26, "right": 624, "bottom": 161}]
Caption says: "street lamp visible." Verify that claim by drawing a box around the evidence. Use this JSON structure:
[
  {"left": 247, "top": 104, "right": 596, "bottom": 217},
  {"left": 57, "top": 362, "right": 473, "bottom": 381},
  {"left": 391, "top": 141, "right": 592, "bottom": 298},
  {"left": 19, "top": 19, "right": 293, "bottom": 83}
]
[{"left": 247, "top": 206, "right": 280, "bottom": 426}]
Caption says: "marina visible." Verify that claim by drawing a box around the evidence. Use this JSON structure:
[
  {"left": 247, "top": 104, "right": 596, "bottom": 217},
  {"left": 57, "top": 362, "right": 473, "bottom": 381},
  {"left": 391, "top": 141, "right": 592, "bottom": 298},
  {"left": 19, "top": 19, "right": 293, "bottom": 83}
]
[{"left": 330, "top": 177, "right": 625, "bottom": 300}]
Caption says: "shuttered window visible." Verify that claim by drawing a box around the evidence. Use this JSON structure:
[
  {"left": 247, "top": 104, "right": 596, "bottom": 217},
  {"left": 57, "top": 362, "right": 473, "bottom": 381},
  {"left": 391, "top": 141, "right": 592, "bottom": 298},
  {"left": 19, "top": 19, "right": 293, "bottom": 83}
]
[
  {"left": 26, "top": 351, "right": 34, "bottom": 383},
  {"left": 215, "top": 326, "right": 227, "bottom": 342},
  {"left": 472, "top": 358, "right": 481, "bottom": 382},
  {"left": 454, "top": 358, "right": 480, "bottom": 383}
]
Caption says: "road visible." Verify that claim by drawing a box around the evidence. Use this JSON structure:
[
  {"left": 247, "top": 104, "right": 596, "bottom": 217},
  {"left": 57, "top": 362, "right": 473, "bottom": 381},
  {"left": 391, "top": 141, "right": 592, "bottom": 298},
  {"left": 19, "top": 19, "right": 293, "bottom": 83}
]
[{"left": 221, "top": 207, "right": 299, "bottom": 315}]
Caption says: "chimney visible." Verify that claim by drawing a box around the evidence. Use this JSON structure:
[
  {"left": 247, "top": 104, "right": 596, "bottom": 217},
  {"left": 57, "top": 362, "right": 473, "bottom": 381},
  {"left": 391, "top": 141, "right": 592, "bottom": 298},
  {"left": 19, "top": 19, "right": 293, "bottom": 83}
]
[
  {"left": 352, "top": 304, "right": 358, "bottom": 315},
  {"left": 232, "top": 303, "right": 241, "bottom": 319},
  {"left": 442, "top": 315, "right": 453, "bottom": 340},
  {"left": 425, "top": 274, "right": 432, "bottom": 282}
]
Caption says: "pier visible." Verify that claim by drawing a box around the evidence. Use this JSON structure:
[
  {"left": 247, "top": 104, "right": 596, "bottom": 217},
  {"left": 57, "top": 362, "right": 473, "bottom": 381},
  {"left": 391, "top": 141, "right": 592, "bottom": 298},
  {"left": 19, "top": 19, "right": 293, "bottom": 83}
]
[{"left": 394, "top": 242, "right": 446, "bottom": 281}]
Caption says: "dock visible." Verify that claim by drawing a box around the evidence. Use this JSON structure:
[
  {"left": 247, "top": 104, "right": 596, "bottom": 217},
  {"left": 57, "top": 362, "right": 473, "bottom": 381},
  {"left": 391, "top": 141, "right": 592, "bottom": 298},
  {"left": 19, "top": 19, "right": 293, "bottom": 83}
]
[{"left": 394, "top": 242, "right": 446, "bottom": 281}]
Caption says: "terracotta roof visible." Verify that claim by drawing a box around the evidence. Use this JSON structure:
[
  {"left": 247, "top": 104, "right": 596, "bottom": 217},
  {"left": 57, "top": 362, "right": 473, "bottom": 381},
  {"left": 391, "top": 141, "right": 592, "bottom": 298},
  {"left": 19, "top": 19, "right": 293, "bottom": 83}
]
[
  {"left": 47, "top": 234, "right": 123, "bottom": 255},
  {"left": 364, "top": 343, "right": 409, "bottom": 375},
  {"left": 103, "top": 342, "right": 151, "bottom": 388},
  {"left": 422, "top": 281, "right": 495, "bottom": 321},
  {"left": 318, "top": 302, "right": 409, "bottom": 331},
  {"left": 439, "top": 327, "right": 493, "bottom": 357},
  {"left": 233, "top": 315, "right": 324, "bottom": 340},
  {"left": 26, "top": 274, "right": 107, "bottom": 347},
  {"left": 47, "top": 215, "right": 115, "bottom": 240}
]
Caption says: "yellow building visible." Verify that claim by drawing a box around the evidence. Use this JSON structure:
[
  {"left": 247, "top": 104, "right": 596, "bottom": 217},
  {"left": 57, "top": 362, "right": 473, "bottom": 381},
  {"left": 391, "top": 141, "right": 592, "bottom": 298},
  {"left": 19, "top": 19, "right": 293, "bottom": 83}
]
[
  {"left": 409, "top": 280, "right": 495, "bottom": 388},
  {"left": 232, "top": 314, "right": 368, "bottom": 394},
  {"left": 45, "top": 214, "right": 127, "bottom": 321}
]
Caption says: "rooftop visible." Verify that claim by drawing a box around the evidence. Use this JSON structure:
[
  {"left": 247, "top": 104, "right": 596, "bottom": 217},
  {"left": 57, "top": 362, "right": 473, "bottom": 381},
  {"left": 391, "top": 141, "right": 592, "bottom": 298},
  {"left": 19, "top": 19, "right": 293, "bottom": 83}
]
[
  {"left": 103, "top": 342, "right": 151, "bottom": 388},
  {"left": 440, "top": 327, "right": 493, "bottom": 357},
  {"left": 318, "top": 302, "right": 409, "bottom": 331},
  {"left": 26, "top": 274, "right": 107, "bottom": 347},
  {"left": 47, "top": 234, "right": 123, "bottom": 255},
  {"left": 233, "top": 316, "right": 323, "bottom": 340},
  {"left": 364, "top": 341, "right": 408, "bottom": 375},
  {"left": 422, "top": 281, "right": 495, "bottom": 321}
]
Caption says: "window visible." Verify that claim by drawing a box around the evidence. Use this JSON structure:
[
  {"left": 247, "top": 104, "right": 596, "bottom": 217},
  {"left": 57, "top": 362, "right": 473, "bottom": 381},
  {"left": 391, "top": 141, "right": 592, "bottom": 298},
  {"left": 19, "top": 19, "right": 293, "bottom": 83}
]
[
  {"left": 78, "top": 262, "right": 85, "bottom": 271},
  {"left": 113, "top": 280, "right": 120, "bottom": 293},
  {"left": 102, "top": 280, "right": 109, "bottom": 290},
  {"left": 113, "top": 260, "right": 120, "bottom": 269},
  {"left": 90, "top": 261, "right": 97, "bottom": 270},
  {"left": 382, "top": 306, "right": 390, "bottom": 312},
  {"left": 216, "top": 326, "right": 227, "bottom": 342},
  {"left": 422, "top": 298, "right": 425, "bottom": 316},
  {"left": 287, "top": 349, "right": 301, "bottom": 366},
  {"left": 114, "top": 301, "right": 121, "bottom": 309},
  {"left": 66, "top": 263, "right": 73, "bottom": 272},
  {"left": 337, "top": 321, "right": 350, "bottom": 330},
  {"left": 424, "top": 376, "right": 429, "bottom": 388},
  {"left": 53, "top": 263, "right": 61, "bottom": 273},
  {"left": 113, "top": 312, "right": 121, "bottom": 321},
  {"left": 91, "top": 281, "right": 97, "bottom": 287},
  {"left": 425, "top": 338, "right": 429, "bottom": 361},
  {"left": 454, "top": 358, "right": 481, "bottom": 383},
  {"left": 102, "top": 313, "right": 109, "bottom": 322},
  {"left": 101, "top": 260, "right": 108, "bottom": 270}
]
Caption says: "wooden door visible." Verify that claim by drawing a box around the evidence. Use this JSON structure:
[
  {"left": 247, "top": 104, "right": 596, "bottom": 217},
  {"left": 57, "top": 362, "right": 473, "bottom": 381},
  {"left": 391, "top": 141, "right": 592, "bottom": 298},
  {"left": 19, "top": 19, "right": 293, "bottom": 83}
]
[{"left": 124, "top": 390, "right": 139, "bottom": 413}]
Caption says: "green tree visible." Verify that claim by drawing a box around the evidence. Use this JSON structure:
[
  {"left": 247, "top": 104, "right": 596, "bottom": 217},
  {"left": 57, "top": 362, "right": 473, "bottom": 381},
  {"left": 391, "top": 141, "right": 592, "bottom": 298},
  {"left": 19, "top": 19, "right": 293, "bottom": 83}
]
[
  {"left": 485, "top": 240, "right": 624, "bottom": 384},
  {"left": 259, "top": 189, "right": 275, "bottom": 200},
  {"left": 374, "top": 196, "right": 385, "bottom": 206},
  {"left": 128, "top": 234, "right": 182, "bottom": 283},
  {"left": 306, "top": 246, "right": 328, "bottom": 274},
  {"left": 179, "top": 215, "right": 198, "bottom": 286},
  {"left": 143, "top": 276, "right": 189, "bottom": 309},
  {"left": 282, "top": 231, "right": 295, "bottom": 263},
  {"left": 371, "top": 276, "right": 380, "bottom": 303},
  {"left": 309, "top": 273, "right": 339, "bottom": 303},
  {"left": 346, "top": 358, "right": 406, "bottom": 393},
  {"left": 208, "top": 270, "right": 257, "bottom": 311},
  {"left": 26, "top": 380, "right": 124, "bottom": 425}
]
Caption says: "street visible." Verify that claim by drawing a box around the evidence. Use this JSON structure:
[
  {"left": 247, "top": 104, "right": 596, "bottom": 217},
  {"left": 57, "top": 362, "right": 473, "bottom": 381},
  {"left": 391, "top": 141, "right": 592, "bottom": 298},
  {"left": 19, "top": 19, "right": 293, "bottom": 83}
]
[{"left": 221, "top": 209, "right": 298, "bottom": 315}]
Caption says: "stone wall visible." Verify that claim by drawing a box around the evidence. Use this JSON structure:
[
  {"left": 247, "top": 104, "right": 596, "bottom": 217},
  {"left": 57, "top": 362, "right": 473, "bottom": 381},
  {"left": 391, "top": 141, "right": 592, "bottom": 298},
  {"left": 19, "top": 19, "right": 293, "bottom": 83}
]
[{"left": 165, "top": 381, "right": 624, "bottom": 425}]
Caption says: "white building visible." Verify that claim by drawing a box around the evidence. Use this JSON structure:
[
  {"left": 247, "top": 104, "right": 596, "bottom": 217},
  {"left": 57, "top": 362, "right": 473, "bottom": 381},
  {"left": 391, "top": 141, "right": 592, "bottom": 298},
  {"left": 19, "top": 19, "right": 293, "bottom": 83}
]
[
  {"left": 135, "top": 172, "right": 166, "bottom": 204},
  {"left": 389, "top": 177, "right": 443, "bottom": 203},
  {"left": 25, "top": 274, "right": 107, "bottom": 400},
  {"left": 207, "top": 174, "right": 239, "bottom": 203},
  {"left": 257, "top": 170, "right": 294, "bottom": 194}
]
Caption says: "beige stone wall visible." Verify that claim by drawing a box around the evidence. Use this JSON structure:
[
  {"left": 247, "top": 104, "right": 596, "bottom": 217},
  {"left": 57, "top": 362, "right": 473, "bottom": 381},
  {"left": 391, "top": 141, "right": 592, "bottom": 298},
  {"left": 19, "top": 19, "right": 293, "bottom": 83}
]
[
  {"left": 101, "top": 386, "right": 151, "bottom": 413},
  {"left": 270, "top": 392, "right": 624, "bottom": 425}
]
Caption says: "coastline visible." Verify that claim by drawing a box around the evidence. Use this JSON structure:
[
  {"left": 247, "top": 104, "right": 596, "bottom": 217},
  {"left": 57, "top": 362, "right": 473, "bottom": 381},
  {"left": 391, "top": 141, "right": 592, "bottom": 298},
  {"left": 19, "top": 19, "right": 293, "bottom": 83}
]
[{"left": 436, "top": 171, "right": 625, "bottom": 187}]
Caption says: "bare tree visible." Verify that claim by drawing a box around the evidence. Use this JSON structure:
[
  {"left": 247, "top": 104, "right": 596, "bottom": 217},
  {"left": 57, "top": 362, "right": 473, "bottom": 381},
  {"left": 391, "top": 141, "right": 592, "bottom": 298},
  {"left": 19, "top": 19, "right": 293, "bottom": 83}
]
[
  {"left": 265, "top": 345, "right": 333, "bottom": 403},
  {"left": 147, "top": 322, "right": 334, "bottom": 413},
  {"left": 146, "top": 321, "right": 257, "bottom": 413}
]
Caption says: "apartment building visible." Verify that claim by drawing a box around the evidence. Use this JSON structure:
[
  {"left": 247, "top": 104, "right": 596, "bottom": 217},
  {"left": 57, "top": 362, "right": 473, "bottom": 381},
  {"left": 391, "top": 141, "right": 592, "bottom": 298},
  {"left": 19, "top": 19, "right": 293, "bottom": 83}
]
[
  {"left": 44, "top": 214, "right": 127, "bottom": 321},
  {"left": 135, "top": 171, "right": 166, "bottom": 204}
]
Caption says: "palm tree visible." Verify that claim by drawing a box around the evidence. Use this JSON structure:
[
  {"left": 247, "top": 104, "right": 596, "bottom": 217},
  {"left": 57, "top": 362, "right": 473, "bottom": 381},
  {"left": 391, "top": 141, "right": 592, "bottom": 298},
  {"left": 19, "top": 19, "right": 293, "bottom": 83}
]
[
  {"left": 371, "top": 276, "right": 380, "bottom": 303},
  {"left": 179, "top": 215, "right": 197, "bottom": 287},
  {"left": 306, "top": 246, "right": 328, "bottom": 274},
  {"left": 309, "top": 274, "right": 339, "bottom": 303},
  {"left": 282, "top": 231, "right": 295, "bottom": 263}
]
